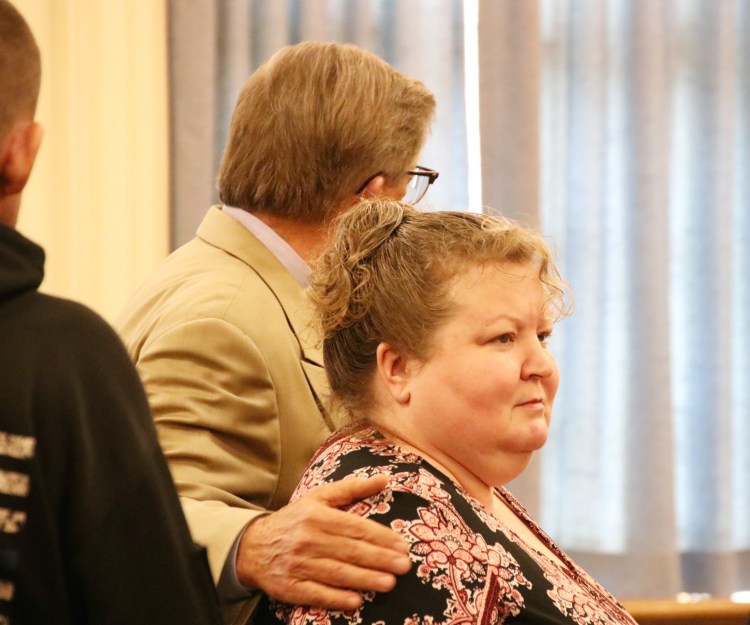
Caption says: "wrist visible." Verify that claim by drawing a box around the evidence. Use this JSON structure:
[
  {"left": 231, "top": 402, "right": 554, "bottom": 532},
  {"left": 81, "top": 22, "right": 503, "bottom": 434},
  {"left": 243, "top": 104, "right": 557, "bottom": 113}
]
[{"left": 235, "top": 513, "right": 271, "bottom": 589}]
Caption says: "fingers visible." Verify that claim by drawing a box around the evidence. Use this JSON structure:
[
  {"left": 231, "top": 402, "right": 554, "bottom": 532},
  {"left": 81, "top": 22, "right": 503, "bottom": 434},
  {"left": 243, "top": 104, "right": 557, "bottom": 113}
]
[
  {"left": 311, "top": 474, "right": 391, "bottom": 508},
  {"left": 312, "top": 509, "right": 412, "bottom": 574},
  {"left": 235, "top": 477, "right": 413, "bottom": 609},
  {"left": 261, "top": 557, "right": 400, "bottom": 611},
  {"left": 299, "top": 557, "right": 400, "bottom": 594},
  {"left": 315, "top": 503, "right": 409, "bottom": 552},
  {"left": 309, "top": 475, "right": 410, "bottom": 552},
  {"left": 268, "top": 580, "right": 365, "bottom": 612}
]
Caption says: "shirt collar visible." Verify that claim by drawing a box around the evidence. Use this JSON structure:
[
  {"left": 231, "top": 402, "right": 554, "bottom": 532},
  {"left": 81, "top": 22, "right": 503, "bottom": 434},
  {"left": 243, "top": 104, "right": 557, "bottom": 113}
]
[{"left": 221, "top": 205, "right": 311, "bottom": 288}]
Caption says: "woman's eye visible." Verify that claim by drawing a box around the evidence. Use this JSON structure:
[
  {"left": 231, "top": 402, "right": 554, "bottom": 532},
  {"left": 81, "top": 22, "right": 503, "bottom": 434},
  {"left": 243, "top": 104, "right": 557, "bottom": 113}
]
[
  {"left": 495, "top": 333, "right": 514, "bottom": 344},
  {"left": 538, "top": 332, "right": 552, "bottom": 345}
]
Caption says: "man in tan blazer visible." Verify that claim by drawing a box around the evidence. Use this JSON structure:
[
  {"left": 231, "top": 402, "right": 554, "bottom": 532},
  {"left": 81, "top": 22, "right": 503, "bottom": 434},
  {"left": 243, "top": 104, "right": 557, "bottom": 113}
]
[{"left": 117, "top": 42, "right": 437, "bottom": 624}]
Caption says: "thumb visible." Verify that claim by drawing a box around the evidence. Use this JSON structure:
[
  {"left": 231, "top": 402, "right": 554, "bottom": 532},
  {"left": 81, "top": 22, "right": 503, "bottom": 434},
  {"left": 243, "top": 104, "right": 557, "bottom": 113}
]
[{"left": 312, "top": 474, "right": 390, "bottom": 508}]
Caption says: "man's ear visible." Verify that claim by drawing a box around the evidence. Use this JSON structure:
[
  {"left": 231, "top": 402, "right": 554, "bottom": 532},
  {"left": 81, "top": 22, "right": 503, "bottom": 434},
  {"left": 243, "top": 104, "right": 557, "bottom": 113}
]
[
  {"left": 376, "top": 342, "right": 416, "bottom": 405},
  {"left": 0, "top": 121, "right": 43, "bottom": 196},
  {"left": 360, "top": 174, "right": 386, "bottom": 199},
  {"left": 336, "top": 174, "right": 388, "bottom": 213}
]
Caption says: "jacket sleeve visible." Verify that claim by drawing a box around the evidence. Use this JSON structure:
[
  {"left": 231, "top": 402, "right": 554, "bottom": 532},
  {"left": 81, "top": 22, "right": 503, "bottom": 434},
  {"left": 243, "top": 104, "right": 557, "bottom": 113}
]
[{"left": 131, "top": 317, "right": 283, "bottom": 583}]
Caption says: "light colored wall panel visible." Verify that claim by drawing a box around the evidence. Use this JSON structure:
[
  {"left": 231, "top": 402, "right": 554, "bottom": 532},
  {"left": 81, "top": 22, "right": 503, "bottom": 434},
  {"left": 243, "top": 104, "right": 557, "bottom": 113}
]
[{"left": 14, "top": 0, "right": 169, "bottom": 322}]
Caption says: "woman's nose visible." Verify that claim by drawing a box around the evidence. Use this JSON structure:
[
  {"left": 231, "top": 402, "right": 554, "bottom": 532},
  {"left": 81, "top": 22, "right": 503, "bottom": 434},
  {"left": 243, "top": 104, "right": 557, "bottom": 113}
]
[{"left": 521, "top": 339, "right": 556, "bottom": 380}]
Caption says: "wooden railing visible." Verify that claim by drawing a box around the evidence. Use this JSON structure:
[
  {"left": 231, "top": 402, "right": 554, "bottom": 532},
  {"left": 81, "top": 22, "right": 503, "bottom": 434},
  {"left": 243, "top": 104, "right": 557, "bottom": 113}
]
[{"left": 622, "top": 599, "right": 750, "bottom": 625}]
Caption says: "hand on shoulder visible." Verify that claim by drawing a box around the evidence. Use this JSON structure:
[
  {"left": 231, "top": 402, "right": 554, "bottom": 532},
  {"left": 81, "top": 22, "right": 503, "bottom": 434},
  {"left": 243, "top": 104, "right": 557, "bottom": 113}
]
[{"left": 235, "top": 474, "right": 412, "bottom": 611}]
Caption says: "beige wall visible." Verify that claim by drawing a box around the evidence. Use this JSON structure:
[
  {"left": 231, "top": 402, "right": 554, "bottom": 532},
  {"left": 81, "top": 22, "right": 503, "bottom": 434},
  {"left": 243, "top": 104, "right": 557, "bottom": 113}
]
[{"left": 14, "top": 0, "right": 170, "bottom": 323}]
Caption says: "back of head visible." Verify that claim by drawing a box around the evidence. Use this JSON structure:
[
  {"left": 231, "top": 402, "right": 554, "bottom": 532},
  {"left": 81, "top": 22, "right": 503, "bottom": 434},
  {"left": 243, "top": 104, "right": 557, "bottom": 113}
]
[
  {"left": 310, "top": 199, "right": 572, "bottom": 425},
  {"left": 217, "top": 42, "right": 435, "bottom": 223},
  {"left": 0, "top": 0, "right": 40, "bottom": 140}
]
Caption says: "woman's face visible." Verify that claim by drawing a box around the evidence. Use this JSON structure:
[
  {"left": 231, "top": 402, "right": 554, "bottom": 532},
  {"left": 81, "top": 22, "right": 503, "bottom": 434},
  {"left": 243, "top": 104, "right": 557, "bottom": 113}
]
[{"left": 395, "top": 261, "right": 559, "bottom": 488}]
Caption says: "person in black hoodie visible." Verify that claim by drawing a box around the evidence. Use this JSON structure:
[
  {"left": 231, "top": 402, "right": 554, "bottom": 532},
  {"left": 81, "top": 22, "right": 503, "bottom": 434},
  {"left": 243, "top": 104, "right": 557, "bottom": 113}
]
[{"left": 0, "top": 2, "right": 222, "bottom": 623}]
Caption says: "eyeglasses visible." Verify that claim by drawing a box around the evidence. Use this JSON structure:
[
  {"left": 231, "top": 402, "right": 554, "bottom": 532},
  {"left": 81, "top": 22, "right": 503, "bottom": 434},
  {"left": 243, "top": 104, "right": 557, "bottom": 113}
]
[
  {"left": 403, "top": 166, "right": 439, "bottom": 204},
  {"left": 354, "top": 165, "right": 439, "bottom": 205}
]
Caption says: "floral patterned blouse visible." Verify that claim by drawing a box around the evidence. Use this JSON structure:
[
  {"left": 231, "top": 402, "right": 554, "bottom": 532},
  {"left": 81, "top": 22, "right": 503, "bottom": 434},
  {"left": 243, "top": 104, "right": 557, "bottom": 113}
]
[{"left": 254, "top": 428, "right": 637, "bottom": 625}]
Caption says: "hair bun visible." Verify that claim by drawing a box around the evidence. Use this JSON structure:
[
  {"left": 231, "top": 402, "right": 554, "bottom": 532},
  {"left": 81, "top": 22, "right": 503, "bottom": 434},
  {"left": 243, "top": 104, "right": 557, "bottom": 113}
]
[{"left": 310, "top": 199, "right": 411, "bottom": 337}]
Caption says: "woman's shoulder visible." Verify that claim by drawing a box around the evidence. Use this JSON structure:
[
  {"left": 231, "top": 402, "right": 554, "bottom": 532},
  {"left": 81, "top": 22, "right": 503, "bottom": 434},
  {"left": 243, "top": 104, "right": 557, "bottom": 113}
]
[{"left": 292, "top": 427, "right": 455, "bottom": 505}]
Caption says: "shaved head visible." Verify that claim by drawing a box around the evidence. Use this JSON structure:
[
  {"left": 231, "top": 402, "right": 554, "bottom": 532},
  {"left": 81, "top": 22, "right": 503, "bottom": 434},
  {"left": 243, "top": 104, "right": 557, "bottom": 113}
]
[{"left": 0, "top": 0, "right": 40, "bottom": 140}]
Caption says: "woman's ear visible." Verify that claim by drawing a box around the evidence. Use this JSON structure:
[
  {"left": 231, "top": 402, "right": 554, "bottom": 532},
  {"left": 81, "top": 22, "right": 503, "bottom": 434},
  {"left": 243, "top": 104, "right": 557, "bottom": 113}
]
[
  {"left": 0, "top": 121, "right": 43, "bottom": 196},
  {"left": 376, "top": 342, "right": 416, "bottom": 405}
]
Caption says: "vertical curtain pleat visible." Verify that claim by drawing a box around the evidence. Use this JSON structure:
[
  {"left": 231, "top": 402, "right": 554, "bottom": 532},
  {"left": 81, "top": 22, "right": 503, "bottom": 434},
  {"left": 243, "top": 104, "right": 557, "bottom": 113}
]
[
  {"left": 477, "top": 1, "right": 541, "bottom": 226},
  {"left": 169, "top": 0, "right": 220, "bottom": 247},
  {"left": 733, "top": 0, "right": 750, "bottom": 562}
]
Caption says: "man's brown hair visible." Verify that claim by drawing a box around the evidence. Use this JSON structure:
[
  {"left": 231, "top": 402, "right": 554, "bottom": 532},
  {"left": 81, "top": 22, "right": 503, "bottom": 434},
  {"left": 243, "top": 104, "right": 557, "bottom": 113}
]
[{"left": 217, "top": 41, "right": 435, "bottom": 223}]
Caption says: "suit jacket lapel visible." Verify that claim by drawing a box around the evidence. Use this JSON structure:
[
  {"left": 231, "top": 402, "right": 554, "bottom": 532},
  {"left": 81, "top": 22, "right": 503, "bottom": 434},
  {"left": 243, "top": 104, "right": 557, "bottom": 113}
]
[{"left": 195, "top": 206, "right": 324, "bottom": 369}]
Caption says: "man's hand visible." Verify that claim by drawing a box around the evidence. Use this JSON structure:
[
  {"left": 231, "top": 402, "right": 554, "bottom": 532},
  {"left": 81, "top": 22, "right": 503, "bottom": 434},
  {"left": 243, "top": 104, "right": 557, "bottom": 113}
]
[{"left": 236, "top": 474, "right": 412, "bottom": 611}]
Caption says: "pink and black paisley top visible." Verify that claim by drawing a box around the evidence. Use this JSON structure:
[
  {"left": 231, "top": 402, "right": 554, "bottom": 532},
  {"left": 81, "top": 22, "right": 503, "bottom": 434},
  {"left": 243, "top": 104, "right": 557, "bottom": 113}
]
[{"left": 254, "top": 428, "right": 637, "bottom": 625}]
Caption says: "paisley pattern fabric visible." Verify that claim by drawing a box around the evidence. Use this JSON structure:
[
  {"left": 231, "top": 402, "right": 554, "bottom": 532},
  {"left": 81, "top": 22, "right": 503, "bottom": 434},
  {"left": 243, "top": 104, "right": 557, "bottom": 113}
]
[{"left": 254, "top": 428, "right": 637, "bottom": 625}]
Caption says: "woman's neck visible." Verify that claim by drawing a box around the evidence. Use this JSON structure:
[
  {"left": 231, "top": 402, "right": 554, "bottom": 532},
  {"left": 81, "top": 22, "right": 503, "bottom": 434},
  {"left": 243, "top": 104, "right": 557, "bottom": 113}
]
[{"left": 374, "top": 425, "right": 497, "bottom": 510}]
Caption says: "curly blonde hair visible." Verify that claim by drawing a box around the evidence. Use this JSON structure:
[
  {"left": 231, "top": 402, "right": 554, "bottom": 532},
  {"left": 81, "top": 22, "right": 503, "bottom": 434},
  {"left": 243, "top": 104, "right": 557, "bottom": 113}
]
[{"left": 309, "top": 199, "right": 572, "bottom": 426}]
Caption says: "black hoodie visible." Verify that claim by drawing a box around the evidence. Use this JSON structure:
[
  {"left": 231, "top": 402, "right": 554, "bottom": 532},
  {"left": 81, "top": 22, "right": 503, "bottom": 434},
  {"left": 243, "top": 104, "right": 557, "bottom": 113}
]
[{"left": 0, "top": 225, "right": 221, "bottom": 625}]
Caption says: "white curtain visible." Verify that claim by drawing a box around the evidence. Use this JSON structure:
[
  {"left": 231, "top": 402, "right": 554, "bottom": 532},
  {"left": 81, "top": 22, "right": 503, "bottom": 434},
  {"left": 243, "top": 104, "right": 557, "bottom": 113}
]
[
  {"left": 169, "top": 0, "right": 750, "bottom": 599},
  {"left": 533, "top": 0, "right": 750, "bottom": 598},
  {"left": 168, "top": 0, "right": 467, "bottom": 247}
]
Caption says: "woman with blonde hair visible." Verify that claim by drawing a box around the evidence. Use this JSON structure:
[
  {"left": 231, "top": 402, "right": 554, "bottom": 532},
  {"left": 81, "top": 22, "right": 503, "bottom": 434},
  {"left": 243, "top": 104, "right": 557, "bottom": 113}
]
[{"left": 256, "top": 199, "right": 637, "bottom": 625}]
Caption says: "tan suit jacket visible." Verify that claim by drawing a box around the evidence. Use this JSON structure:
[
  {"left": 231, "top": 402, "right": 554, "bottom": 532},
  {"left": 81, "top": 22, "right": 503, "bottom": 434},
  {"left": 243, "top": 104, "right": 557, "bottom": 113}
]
[{"left": 116, "top": 207, "right": 332, "bottom": 623}]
